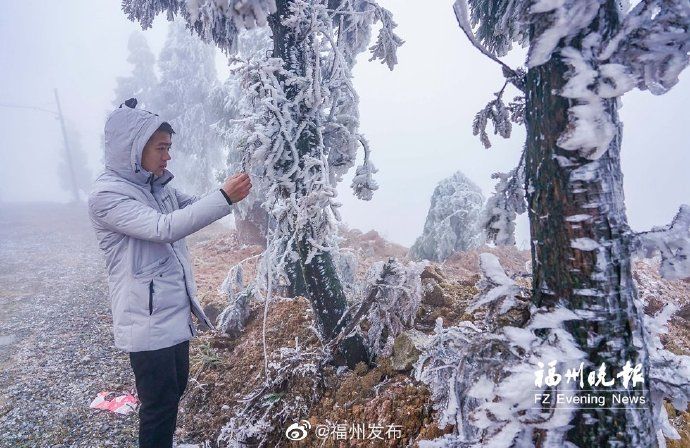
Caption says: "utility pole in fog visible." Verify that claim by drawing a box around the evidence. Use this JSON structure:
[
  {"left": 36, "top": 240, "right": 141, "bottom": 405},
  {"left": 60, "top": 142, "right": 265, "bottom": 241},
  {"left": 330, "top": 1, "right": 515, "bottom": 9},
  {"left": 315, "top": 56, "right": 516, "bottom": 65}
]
[
  {"left": 53, "top": 89, "right": 80, "bottom": 202},
  {"left": 0, "top": 91, "right": 82, "bottom": 202}
]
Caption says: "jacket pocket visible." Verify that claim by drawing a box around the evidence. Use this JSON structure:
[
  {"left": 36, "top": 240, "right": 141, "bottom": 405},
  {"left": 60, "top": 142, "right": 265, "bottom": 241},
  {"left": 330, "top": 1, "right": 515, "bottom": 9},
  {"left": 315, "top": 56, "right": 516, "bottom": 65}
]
[
  {"left": 134, "top": 256, "right": 171, "bottom": 280},
  {"left": 148, "top": 280, "right": 154, "bottom": 315}
]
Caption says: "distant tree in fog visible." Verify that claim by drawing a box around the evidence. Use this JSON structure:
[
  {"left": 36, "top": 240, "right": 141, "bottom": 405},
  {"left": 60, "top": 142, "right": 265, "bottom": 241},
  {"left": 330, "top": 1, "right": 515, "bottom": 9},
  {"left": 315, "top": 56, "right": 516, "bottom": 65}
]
[
  {"left": 112, "top": 32, "right": 158, "bottom": 109},
  {"left": 154, "top": 20, "right": 224, "bottom": 195},
  {"left": 410, "top": 171, "right": 484, "bottom": 262}
]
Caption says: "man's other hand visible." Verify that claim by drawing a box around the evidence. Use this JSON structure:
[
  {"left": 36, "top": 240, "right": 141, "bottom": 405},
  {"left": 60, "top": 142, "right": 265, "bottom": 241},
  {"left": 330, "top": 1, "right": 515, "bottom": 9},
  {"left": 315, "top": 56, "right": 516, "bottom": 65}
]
[{"left": 222, "top": 173, "right": 252, "bottom": 203}]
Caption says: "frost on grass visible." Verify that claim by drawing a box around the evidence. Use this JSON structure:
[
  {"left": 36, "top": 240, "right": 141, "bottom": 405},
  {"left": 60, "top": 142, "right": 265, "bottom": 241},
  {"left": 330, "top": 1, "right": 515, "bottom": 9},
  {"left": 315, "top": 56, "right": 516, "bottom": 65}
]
[
  {"left": 410, "top": 171, "right": 485, "bottom": 262},
  {"left": 361, "top": 258, "right": 426, "bottom": 357},
  {"left": 217, "top": 341, "right": 326, "bottom": 447},
  {"left": 633, "top": 205, "right": 690, "bottom": 280},
  {"left": 414, "top": 316, "right": 585, "bottom": 448},
  {"left": 482, "top": 160, "right": 526, "bottom": 246},
  {"left": 414, "top": 271, "right": 585, "bottom": 447}
]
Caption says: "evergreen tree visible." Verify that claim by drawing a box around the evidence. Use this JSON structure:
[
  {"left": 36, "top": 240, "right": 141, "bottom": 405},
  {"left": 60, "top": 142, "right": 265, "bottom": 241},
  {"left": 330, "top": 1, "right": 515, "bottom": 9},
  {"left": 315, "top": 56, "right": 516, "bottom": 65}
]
[
  {"left": 121, "top": 0, "right": 402, "bottom": 369},
  {"left": 410, "top": 171, "right": 485, "bottom": 262},
  {"left": 155, "top": 20, "right": 223, "bottom": 195},
  {"left": 450, "top": 0, "right": 690, "bottom": 445},
  {"left": 112, "top": 31, "right": 157, "bottom": 109}
]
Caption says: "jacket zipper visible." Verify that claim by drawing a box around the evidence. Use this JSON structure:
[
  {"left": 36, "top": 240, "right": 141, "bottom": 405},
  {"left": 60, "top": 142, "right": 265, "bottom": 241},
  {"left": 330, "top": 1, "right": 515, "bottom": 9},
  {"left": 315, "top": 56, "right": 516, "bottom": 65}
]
[{"left": 148, "top": 281, "right": 154, "bottom": 315}]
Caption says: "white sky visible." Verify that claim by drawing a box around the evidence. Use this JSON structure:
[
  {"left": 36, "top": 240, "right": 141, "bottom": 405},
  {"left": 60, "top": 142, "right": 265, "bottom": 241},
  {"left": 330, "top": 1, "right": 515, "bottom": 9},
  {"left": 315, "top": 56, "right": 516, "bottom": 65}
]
[{"left": 0, "top": 1, "right": 688, "bottom": 248}]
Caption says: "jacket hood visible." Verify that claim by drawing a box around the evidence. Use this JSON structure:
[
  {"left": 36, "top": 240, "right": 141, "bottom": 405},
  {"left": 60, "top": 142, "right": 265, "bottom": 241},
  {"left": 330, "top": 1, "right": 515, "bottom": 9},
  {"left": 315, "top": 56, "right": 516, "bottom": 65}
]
[{"left": 103, "top": 100, "right": 174, "bottom": 188}]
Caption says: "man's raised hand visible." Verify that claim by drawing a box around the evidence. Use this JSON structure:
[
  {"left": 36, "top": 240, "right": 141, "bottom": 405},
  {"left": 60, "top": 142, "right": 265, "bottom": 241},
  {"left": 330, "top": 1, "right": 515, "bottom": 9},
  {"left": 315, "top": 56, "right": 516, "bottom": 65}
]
[{"left": 222, "top": 173, "right": 252, "bottom": 203}]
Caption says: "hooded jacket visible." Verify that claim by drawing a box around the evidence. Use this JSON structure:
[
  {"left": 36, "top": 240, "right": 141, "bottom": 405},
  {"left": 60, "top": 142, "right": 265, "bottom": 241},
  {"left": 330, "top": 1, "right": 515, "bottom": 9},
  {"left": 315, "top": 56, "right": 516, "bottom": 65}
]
[{"left": 88, "top": 102, "right": 232, "bottom": 352}]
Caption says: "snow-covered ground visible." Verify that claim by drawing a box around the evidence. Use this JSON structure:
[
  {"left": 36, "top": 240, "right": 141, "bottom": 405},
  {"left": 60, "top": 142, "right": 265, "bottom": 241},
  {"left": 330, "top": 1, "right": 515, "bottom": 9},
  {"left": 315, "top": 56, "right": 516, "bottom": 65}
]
[{"left": 0, "top": 203, "right": 138, "bottom": 447}]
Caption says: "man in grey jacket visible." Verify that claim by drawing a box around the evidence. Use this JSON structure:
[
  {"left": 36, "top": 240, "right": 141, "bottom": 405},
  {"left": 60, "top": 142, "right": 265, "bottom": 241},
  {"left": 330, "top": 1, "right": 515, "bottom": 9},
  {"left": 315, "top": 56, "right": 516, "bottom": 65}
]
[{"left": 88, "top": 98, "right": 251, "bottom": 447}]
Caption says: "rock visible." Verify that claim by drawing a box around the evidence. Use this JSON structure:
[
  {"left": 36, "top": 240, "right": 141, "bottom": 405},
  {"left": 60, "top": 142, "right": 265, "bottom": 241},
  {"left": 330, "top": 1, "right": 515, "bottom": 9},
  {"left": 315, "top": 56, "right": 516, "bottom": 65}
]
[
  {"left": 421, "top": 265, "right": 446, "bottom": 283},
  {"left": 197, "top": 302, "right": 222, "bottom": 332},
  {"left": 203, "top": 303, "right": 222, "bottom": 324},
  {"left": 678, "top": 304, "right": 690, "bottom": 321},
  {"left": 391, "top": 330, "right": 432, "bottom": 372},
  {"left": 361, "top": 230, "right": 381, "bottom": 241},
  {"left": 217, "top": 287, "right": 253, "bottom": 337},
  {"left": 422, "top": 279, "right": 448, "bottom": 307},
  {"left": 494, "top": 298, "right": 531, "bottom": 328}
]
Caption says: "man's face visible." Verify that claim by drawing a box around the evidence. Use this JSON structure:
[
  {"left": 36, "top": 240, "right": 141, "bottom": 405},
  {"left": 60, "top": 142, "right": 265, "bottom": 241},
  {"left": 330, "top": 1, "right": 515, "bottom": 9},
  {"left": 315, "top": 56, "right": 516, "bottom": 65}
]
[{"left": 141, "top": 130, "right": 172, "bottom": 177}]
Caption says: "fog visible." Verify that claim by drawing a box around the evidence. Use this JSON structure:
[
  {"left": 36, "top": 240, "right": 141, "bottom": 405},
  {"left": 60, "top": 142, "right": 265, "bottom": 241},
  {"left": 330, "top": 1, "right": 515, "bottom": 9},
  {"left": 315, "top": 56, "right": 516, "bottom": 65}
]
[{"left": 1, "top": 1, "right": 688, "bottom": 248}]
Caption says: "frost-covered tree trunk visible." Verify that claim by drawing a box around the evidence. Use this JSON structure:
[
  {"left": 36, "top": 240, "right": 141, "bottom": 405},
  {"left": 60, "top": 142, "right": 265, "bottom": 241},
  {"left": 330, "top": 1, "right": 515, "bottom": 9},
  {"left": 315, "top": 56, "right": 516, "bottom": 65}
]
[
  {"left": 455, "top": 0, "right": 690, "bottom": 444},
  {"left": 268, "top": 0, "right": 370, "bottom": 366},
  {"left": 524, "top": 6, "right": 654, "bottom": 444}
]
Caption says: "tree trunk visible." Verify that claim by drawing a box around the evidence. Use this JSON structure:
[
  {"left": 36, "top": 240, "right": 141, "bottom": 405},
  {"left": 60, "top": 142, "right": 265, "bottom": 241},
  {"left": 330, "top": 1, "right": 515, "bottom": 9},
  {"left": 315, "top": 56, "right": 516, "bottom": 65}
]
[
  {"left": 235, "top": 203, "right": 268, "bottom": 248},
  {"left": 525, "top": 2, "right": 656, "bottom": 446},
  {"left": 269, "top": 0, "right": 371, "bottom": 369}
]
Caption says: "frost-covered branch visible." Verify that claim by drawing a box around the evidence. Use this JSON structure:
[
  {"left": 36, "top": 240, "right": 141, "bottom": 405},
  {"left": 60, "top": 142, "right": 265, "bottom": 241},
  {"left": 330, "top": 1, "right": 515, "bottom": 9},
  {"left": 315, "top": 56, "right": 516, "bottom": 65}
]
[
  {"left": 632, "top": 204, "right": 690, "bottom": 280},
  {"left": 326, "top": 258, "right": 426, "bottom": 357},
  {"left": 122, "top": 0, "right": 277, "bottom": 54},
  {"left": 349, "top": 135, "right": 379, "bottom": 200},
  {"left": 459, "top": 0, "right": 689, "bottom": 160},
  {"left": 453, "top": 0, "right": 525, "bottom": 90},
  {"left": 367, "top": 4, "right": 404, "bottom": 70},
  {"left": 415, "top": 303, "right": 586, "bottom": 447},
  {"left": 635, "top": 291, "right": 690, "bottom": 445},
  {"left": 468, "top": 253, "right": 528, "bottom": 319},
  {"left": 481, "top": 154, "right": 526, "bottom": 246},
  {"left": 222, "top": 1, "right": 400, "bottom": 293},
  {"left": 471, "top": 68, "right": 526, "bottom": 149},
  {"left": 602, "top": 0, "right": 690, "bottom": 95}
]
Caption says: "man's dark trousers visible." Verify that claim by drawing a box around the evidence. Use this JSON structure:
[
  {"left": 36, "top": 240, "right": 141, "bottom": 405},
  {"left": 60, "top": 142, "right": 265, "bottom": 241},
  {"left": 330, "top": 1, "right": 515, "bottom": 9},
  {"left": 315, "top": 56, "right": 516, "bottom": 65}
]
[{"left": 130, "top": 340, "right": 190, "bottom": 448}]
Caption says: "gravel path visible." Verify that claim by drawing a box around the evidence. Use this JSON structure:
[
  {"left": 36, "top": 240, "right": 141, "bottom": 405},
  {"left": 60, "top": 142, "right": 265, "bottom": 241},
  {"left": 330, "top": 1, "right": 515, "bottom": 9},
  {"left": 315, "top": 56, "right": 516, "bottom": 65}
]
[{"left": 0, "top": 203, "right": 138, "bottom": 447}]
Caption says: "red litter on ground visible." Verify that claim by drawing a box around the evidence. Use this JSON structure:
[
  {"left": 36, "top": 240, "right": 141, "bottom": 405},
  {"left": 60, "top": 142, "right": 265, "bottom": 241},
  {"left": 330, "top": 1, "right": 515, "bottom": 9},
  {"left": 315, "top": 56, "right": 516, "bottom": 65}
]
[{"left": 89, "top": 391, "right": 138, "bottom": 415}]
